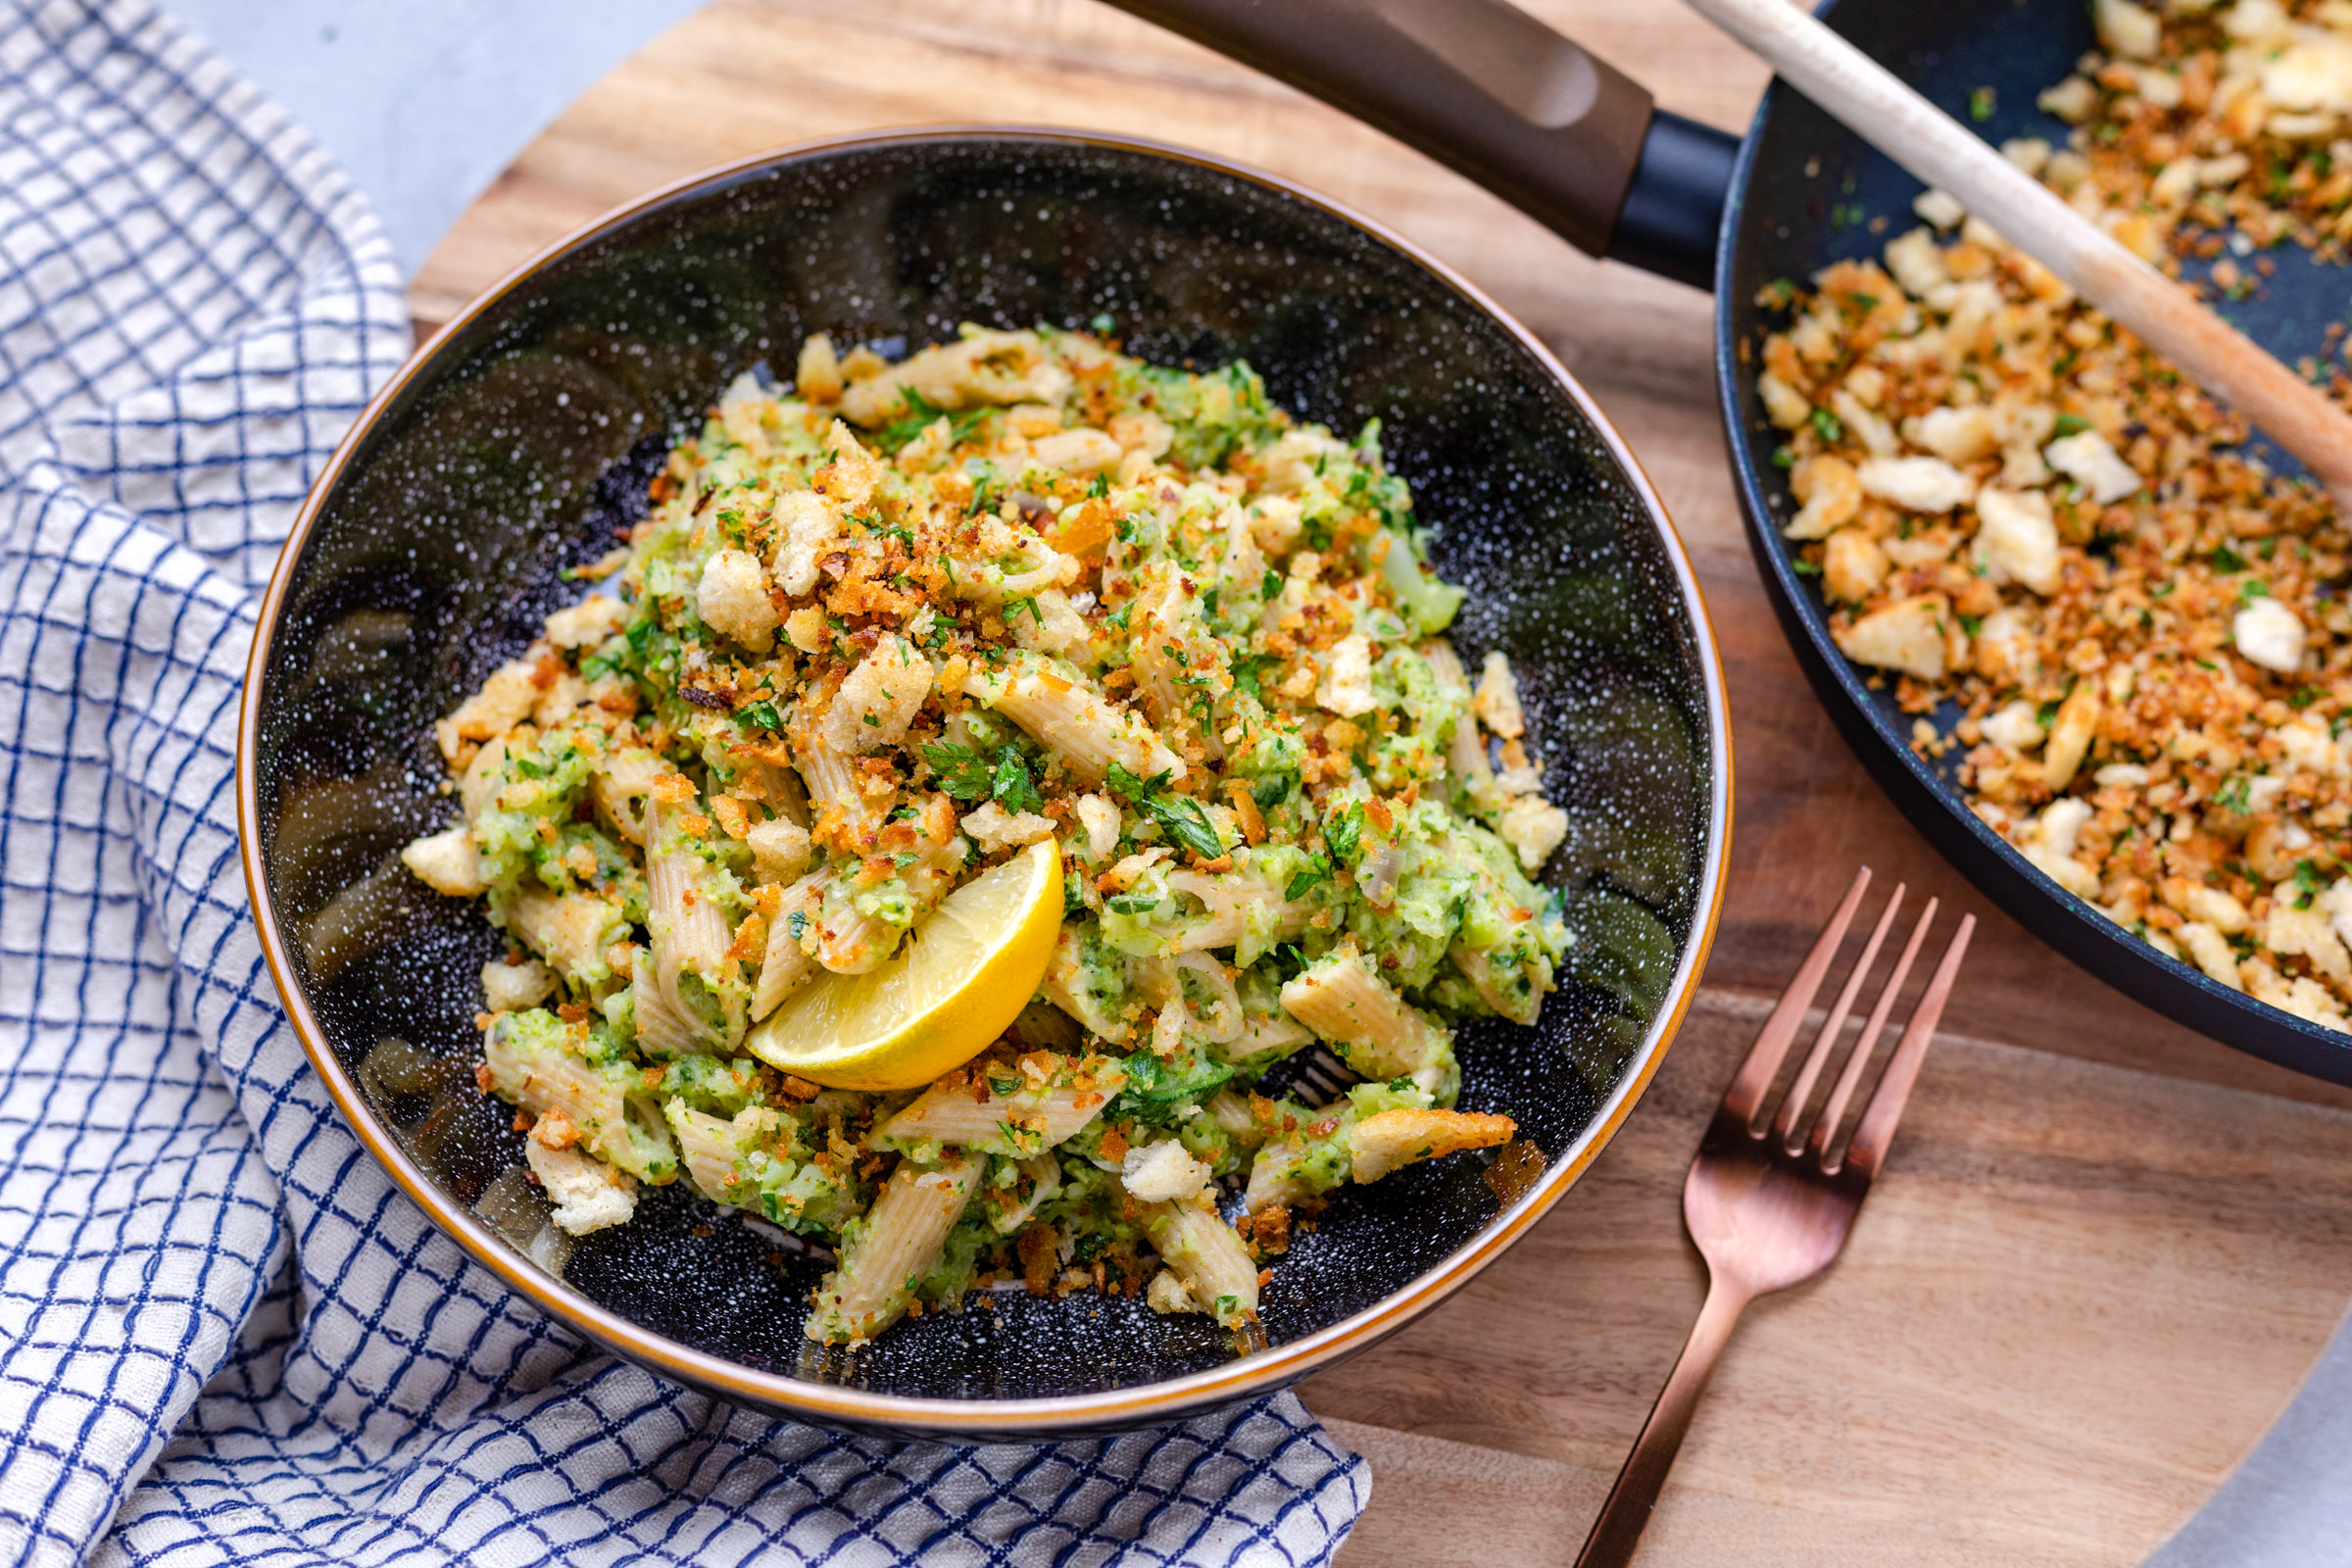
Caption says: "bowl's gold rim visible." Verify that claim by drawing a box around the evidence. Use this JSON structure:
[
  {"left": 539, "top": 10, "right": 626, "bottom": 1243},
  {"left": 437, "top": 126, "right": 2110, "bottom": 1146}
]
[{"left": 235, "top": 122, "right": 1733, "bottom": 1435}]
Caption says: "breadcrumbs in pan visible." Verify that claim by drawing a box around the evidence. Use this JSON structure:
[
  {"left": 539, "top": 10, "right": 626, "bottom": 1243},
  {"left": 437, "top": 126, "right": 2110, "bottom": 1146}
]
[{"left": 1758, "top": 0, "right": 2352, "bottom": 1030}]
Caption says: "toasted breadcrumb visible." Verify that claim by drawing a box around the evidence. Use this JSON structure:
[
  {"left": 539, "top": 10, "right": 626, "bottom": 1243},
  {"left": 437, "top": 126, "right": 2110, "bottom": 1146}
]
[{"left": 1761, "top": 0, "right": 2352, "bottom": 1031}]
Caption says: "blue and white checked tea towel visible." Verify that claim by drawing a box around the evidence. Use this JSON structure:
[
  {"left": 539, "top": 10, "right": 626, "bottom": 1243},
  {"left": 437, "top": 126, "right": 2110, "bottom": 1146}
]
[{"left": 0, "top": 1, "right": 1371, "bottom": 1561}]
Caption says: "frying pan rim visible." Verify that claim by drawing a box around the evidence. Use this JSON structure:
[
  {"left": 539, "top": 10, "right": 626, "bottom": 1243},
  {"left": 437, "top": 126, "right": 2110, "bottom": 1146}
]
[
  {"left": 1708, "top": 14, "right": 2352, "bottom": 1081},
  {"left": 235, "top": 122, "right": 1735, "bottom": 1435}
]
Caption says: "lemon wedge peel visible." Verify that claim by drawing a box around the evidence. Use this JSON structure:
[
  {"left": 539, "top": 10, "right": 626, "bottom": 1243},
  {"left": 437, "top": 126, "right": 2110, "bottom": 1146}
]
[{"left": 743, "top": 838, "right": 1064, "bottom": 1091}]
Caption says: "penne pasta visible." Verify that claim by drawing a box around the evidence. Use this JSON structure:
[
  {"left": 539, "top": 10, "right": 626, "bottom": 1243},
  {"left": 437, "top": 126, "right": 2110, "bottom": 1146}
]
[
  {"left": 791, "top": 716, "right": 892, "bottom": 844},
  {"left": 483, "top": 1013, "right": 676, "bottom": 1183},
  {"left": 641, "top": 778, "right": 747, "bottom": 1051},
  {"left": 1279, "top": 951, "right": 1450, "bottom": 1085},
  {"left": 494, "top": 884, "right": 628, "bottom": 987},
  {"left": 1134, "top": 1193, "right": 1258, "bottom": 1328},
  {"left": 807, "top": 1155, "right": 979, "bottom": 1344},
  {"left": 406, "top": 325, "right": 1575, "bottom": 1352},
  {"left": 961, "top": 651, "right": 1185, "bottom": 786},
  {"left": 1162, "top": 867, "right": 1315, "bottom": 956},
  {"left": 1039, "top": 924, "right": 1132, "bottom": 1044},
  {"left": 871, "top": 1054, "right": 1126, "bottom": 1158},
  {"left": 751, "top": 870, "right": 826, "bottom": 1020}
]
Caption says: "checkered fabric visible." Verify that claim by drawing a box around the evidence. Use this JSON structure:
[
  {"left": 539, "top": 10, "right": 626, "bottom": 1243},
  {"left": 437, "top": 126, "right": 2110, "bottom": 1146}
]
[{"left": 0, "top": 1, "right": 1372, "bottom": 1562}]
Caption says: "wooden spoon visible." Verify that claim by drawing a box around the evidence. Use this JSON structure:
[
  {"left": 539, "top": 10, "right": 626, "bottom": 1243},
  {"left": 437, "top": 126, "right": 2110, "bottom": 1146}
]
[{"left": 1683, "top": 0, "right": 2352, "bottom": 506}]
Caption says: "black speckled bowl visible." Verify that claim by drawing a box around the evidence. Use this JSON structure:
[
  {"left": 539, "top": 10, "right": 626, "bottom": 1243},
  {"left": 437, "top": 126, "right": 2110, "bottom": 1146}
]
[{"left": 237, "top": 128, "right": 1730, "bottom": 1439}]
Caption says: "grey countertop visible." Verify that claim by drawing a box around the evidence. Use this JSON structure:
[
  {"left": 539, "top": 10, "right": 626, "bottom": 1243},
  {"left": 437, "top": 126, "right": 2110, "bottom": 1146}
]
[{"left": 164, "top": 4, "right": 2352, "bottom": 1561}]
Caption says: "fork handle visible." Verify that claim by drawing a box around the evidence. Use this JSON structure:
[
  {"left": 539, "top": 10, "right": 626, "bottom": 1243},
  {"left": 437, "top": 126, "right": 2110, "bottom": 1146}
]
[{"left": 1573, "top": 1273, "right": 1754, "bottom": 1568}]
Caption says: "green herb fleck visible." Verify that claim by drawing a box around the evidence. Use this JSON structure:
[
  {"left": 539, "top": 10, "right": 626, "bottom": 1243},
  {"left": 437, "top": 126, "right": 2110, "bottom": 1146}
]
[
  {"left": 1285, "top": 853, "right": 1331, "bottom": 901},
  {"left": 1104, "top": 760, "right": 1174, "bottom": 803},
  {"left": 992, "top": 747, "right": 1044, "bottom": 814},
  {"left": 1138, "top": 791, "right": 1222, "bottom": 860},
  {"left": 878, "top": 388, "right": 986, "bottom": 452},
  {"left": 921, "top": 741, "right": 996, "bottom": 801},
  {"left": 1324, "top": 803, "right": 1364, "bottom": 864}
]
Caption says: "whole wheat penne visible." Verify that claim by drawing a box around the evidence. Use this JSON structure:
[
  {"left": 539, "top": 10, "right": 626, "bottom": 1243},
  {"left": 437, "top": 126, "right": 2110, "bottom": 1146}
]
[
  {"left": 871, "top": 1056, "right": 1126, "bottom": 1157},
  {"left": 808, "top": 826, "right": 965, "bottom": 974},
  {"left": 1244, "top": 1140, "right": 1324, "bottom": 1214},
  {"left": 1217, "top": 1003, "right": 1314, "bottom": 1068},
  {"left": 1135, "top": 1194, "right": 1258, "bottom": 1327},
  {"left": 807, "top": 1155, "right": 979, "bottom": 1344},
  {"left": 980, "top": 1152, "right": 1064, "bottom": 1236},
  {"left": 1041, "top": 926, "right": 1132, "bottom": 1044},
  {"left": 961, "top": 651, "right": 1184, "bottom": 785},
  {"left": 496, "top": 884, "right": 627, "bottom": 987},
  {"left": 642, "top": 780, "right": 745, "bottom": 1049},
  {"left": 631, "top": 980, "right": 711, "bottom": 1059},
  {"left": 664, "top": 1099, "right": 745, "bottom": 1202},
  {"left": 752, "top": 870, "right": 827, "bottom": 1020},
  {"left": 1163, "top": 867, "right": 1314, "bottom": 956},
  {"left": 594, "top": 746, "right": 668, "bottom": 844},
  {"left": 791, "top": 720, "right": 890, "bottom": 842},
  {"left": 1450, "top": 939, "right": 1545, "bottom": 1027},
  {"left": 663, "top": 1100, "right": 796, "bottom": 1206},
  {"left": 836, "top": 328, "right": 1072, "bottom": 425},
  {"left": 483, "top": 1016, "right": 676, "bottom": 1183},
  {"left": 1125, "top": 565, "right": 1231, "bottom": 753},
  {"left": 943, "top": 514, "right": 1077, "bottom": 607},
  {"left": 1205, "top": 1089, "right": 1259, "bottom": 1140},
  {"left": 1279, "top": 952, "right": 1450, "bottom": 1080}
]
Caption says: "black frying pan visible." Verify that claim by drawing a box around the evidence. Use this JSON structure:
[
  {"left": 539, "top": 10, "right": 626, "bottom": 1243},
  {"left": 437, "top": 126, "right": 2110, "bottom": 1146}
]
[{"left": 1113, "top": 0, "right": 2352, "bottom": 1084}]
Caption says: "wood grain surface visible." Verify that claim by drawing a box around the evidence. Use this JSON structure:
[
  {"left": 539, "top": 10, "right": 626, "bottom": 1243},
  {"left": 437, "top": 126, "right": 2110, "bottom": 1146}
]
[{"left": 409, "top": 3, "right": 2352, "bottom": 1561}]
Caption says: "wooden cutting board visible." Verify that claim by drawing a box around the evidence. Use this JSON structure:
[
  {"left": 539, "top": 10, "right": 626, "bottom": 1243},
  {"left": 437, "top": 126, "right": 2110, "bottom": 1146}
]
[{"left": 411, "top": 3, "right": 2352, "bottom": 1560}]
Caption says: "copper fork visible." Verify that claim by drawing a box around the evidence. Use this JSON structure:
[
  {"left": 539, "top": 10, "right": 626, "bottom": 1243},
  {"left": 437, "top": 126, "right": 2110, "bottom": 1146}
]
[{"left": 1574, "top": 867, "right": 1975, "bottom": 1568}]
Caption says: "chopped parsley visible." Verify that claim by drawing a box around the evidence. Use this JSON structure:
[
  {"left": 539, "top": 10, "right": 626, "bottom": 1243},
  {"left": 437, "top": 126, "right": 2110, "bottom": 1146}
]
[
  {"left": 877, "top": 388, "right": 986, "bottom": 452},
  {"left": 992, "top": 748, "right": 1043, "bottom": 814},
  {"left": 920, "top": 741, "right": 998, "bottom": 801},
  {"left": 1323, "top": 803, "right": 1364, "bottom": 863},
  {"left": 1285, "top": 853, "right": 1331, "bottom": 901}
]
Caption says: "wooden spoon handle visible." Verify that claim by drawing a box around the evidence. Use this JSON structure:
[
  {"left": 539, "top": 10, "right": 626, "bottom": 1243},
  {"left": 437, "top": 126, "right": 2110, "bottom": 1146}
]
[{"left": 1684, "top": 0, "right": 2352, "bottom": 505}]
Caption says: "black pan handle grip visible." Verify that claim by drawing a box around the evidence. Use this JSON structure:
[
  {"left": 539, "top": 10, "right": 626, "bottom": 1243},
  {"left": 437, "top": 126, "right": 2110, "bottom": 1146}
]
[{"left": 1101, "top": 0, "right": 1739, "bottom": 289}]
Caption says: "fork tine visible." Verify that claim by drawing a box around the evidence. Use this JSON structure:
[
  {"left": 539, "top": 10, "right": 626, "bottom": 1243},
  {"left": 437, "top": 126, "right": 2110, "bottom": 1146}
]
[
  {"left": 1838, "top": 912, "right": 1976, "bottom": 1177},
  {"left": 1771, "top": 884, "right": 1904, "bottom": 1145},
  {"left": 1721, "top": 866, "right": 1872, "bottom": 1126},
  {"left": 1807, "top": 896, "right": 1936, "bottom": 1163}
]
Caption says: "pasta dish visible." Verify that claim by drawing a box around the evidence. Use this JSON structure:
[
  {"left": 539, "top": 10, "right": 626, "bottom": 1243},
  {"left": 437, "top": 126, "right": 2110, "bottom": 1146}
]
[{"left": 400, "top": 325, "right": 1570, "bottom": 1346}]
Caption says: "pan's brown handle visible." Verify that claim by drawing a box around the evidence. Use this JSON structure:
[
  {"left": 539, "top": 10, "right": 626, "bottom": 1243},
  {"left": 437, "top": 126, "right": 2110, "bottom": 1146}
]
[{"left": 1101, "top": 0, "right": 1738, "bottom": 289}]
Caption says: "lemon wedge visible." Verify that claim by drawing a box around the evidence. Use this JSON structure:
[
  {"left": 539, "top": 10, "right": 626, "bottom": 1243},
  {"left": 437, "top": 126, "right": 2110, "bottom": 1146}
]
[{"left": 743, "top": 838, "right": 1064, "bottom": 1091}]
